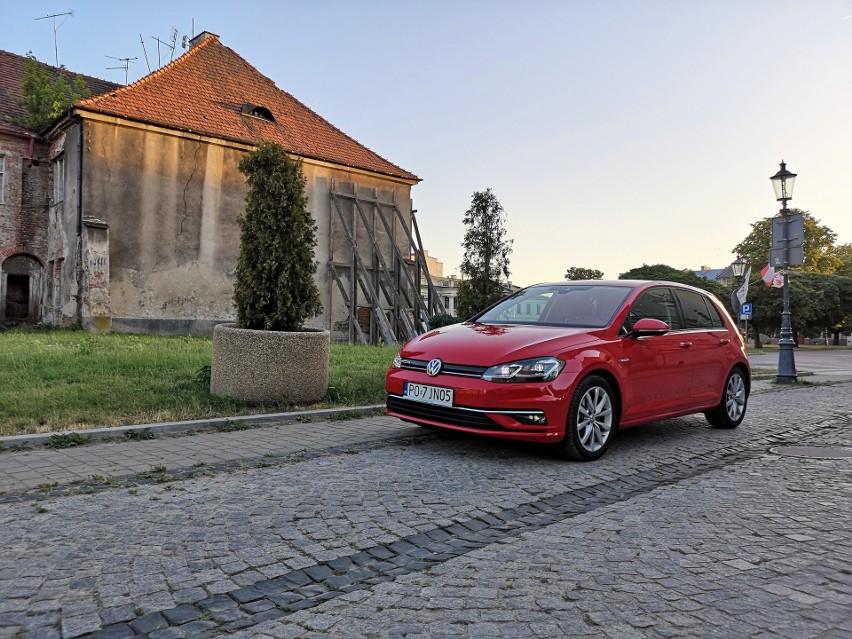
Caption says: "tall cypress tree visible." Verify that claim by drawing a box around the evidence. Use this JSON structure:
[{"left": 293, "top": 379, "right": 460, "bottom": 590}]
[
  {"left": 456, "top": 188, "right": 512, "bottom": 319},
  {"left": 234, "top": 142, "right": 322, "bottom": 331}
]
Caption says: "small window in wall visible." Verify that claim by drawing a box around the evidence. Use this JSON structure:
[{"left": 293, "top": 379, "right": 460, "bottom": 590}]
[
  {"left": 0, "top": 155, "right": 5, "bottom": 204},
  {"left": 52, "top": 154, "right": 65, "bottom": 204}
]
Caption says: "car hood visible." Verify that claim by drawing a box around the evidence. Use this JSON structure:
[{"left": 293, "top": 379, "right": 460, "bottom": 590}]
[{"left": 401, "top": 322, "right": 600, "bottom": 365}]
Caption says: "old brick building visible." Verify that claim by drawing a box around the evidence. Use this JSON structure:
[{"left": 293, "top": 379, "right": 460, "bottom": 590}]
[
  {"left": 26, "top": 32, "right": 441, "bottom": 343},
  {"left": 0, "top": 51, "right": 118, "bottom": 324}
]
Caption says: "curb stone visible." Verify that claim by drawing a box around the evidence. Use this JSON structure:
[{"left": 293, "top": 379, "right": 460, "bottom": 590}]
[{"left": 0, "top": 404, "right": 386, "bottom": 451}]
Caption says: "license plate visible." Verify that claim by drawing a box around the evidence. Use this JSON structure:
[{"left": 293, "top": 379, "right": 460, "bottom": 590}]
[{"left": 403, "top": 382, "right": 454, "bottom": 407}]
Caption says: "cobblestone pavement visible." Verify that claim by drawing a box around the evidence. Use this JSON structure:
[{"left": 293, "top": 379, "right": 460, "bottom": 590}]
[{"left": 0, "top": 379, "right": 850, "bottom": 638}]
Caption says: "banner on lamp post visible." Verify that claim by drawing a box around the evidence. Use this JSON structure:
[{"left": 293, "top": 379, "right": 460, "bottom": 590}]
[{"left": 735, "top": 267, "right": 751, "bottom": 306}]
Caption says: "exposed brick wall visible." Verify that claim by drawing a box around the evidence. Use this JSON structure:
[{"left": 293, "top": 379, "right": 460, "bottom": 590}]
[
  {"left": 0, "top": 134, "right": 49, "bottom": 261},
  {"left": 0, "top": 133, "right": 50, "bottom": 323}
]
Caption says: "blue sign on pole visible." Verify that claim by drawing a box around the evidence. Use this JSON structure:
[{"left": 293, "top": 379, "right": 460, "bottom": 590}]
[{"left": 741, "top": 303, "right": 753, "bottom": 315}]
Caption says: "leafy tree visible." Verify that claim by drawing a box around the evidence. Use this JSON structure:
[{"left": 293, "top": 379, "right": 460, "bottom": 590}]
[
  {"left": 456, "top": 189, "right": 512, "bottom": 318},
  {"left": 233, "top": 142, "right": 322, "bottom": 331},
  {"left": 830, "top": 243, "right": 852, "bottom": 278},
  {"left": 745, "top": 272, "right": 852, "bottom": 347},
  {"left": 618, "top": 264, "right": 727, "bottom": 300},
  {"left": 733, "top": 209, "right": 841, "bottom": 275},
  {"left": 16, "top": 53, "right": 90, "bottom": 132},
  {"left": 565, "top": 266, "right": 604, "bottom": 281}
]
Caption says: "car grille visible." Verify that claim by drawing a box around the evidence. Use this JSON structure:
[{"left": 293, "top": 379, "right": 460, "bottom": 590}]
[
  {"left": 398, "top": 359, "right": 486, "bottom": 378},
  {"left": 386, "top": 395, "right": 506, "bottom": 431}
]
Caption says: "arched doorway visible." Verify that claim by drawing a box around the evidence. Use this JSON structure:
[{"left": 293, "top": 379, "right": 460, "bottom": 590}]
[{"left": 1, "top": 254, "right": 43, "bottom": 323}]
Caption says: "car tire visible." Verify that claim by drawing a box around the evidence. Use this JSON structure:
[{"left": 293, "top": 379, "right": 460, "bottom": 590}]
[
  {"left": 705, "top": 368, "right": 748, "bottom": 429},
  {"left": 558, "top": 375, "right": 618, "bottom": 461}
]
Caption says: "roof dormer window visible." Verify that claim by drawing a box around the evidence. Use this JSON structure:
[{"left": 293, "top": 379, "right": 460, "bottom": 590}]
[{"left": 241, "top": 103, "right": 275, "bottom": 122}]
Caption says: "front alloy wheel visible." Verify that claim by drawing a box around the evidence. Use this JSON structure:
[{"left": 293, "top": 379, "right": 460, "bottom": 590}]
[
  {"left": 705, "top": 368, "right": 748, "bottom": 429},
  {"left": 558, "top": 375, "right": 618, "bottom": 461}
]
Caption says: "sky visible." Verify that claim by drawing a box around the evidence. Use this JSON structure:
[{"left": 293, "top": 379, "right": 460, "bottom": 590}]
[{"left": 2, "top": 0, "right": 850, "bottom": 286}]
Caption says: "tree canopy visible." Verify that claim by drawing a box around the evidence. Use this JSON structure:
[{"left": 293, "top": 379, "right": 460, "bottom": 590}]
[
  {"left": 456, "top": 188, "right": 512, "bottom": 319},
  {"left": 233, "top": 142, "right": 322, "bottom": 331},
  {"left": 618, "top": 264, "right": 727, "bottom": 300},
  {"left": 744, "top": 272, "right": 852, "bottom": 345},
  {"left": 564, "top": 266, "right": 604, "bottom": 281},
  {"left": 16, "top": 53, "right": 90, "bottom": 132}
]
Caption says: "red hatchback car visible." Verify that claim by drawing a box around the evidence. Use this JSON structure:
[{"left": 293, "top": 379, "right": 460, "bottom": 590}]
[{"left": 386, "top": 281, "right": 750, "bottom": 460}]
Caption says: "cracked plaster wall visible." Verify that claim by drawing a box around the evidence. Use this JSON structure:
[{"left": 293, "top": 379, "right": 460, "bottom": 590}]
[{"left": 75, "top": 118, "right": 414, "bottom": 335}]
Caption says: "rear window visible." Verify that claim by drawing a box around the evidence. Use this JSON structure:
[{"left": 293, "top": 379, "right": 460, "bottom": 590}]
[
  {"left": 676, "top": 289, "right": 725, "bottom": 329},
  {"left": 476, "top": 285, "right": 632, "bottom": 328}
]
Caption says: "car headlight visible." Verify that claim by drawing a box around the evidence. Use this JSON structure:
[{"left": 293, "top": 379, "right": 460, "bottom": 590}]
[
  {"left": 391, "top": 352, "right": 403, "bottom": 369},
  {"left": 482, "top": 357, "right": 565, "bottom": 383}
]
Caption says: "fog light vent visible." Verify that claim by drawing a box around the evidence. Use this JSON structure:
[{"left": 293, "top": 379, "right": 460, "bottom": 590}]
[{"left": 514, "top": 412, "right": 547, "bottom": 425}]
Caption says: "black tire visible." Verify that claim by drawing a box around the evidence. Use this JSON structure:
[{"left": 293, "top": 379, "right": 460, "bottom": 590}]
[
  {"left": 705, "top": 368, "right": 748, "bottom": 429},
  {"left": 558, "top": 375, "right": 618, "bottom": 461}
]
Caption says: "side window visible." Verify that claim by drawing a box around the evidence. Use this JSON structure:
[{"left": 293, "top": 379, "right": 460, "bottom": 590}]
[
  {"left": 624, "top": 288, "right": 682, "bottom": 331},
  {"left": 676, "top": 289, "right": 722, "bottom": 329}
]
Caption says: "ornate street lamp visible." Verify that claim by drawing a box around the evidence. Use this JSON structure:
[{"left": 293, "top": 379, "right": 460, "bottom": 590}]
[
  {"left": 730, "top": 256, "right": 747, "bottom": 336},
  {"left": 731, "top": 256, "right": 746, "bottom": 279},
  {"left": 770, "top": 160, "right": 797, "bottom": 383}
]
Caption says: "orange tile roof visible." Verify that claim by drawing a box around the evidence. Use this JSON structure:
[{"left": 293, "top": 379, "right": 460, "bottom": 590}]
[
  {"left": 0, "top": 50, "right": 119, "bottom": 137},
  {"left": 76, "top": 34, "right": 419, "bottom": 182}
]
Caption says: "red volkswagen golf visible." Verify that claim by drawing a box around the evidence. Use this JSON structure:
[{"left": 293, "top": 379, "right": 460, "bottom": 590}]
[{"left": 386, "top": 281, "right": 750, "bottom": 461}]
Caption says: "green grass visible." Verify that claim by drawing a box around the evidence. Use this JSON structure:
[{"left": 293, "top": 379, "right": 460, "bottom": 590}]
[{"left": 0, "top": 325, "right": 396, "bottom": 436}]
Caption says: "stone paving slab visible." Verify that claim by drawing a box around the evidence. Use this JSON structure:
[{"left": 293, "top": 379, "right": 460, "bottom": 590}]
[{"left": 0, "top": 415, "right": 422, "bottom": 497}]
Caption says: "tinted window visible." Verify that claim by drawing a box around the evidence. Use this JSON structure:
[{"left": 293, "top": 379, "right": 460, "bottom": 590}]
[
  {"left": 625, "top": 288, "right": 682, "bottom": 330},
  {"left": 676, "top": 289, "right": 724, "bottom": 329},
  {"left": 476, "top": 284, "right": 632, "bottom": 328}
]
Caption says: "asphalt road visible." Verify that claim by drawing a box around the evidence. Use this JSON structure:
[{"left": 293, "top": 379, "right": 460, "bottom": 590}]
[{"left": 0, "top": 363, "right": 850, "bottom": 638}]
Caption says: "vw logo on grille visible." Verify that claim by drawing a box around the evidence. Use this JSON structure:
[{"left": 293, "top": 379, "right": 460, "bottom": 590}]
[{"left": 426, "top": 358, "right": 443, "bottom": 377}]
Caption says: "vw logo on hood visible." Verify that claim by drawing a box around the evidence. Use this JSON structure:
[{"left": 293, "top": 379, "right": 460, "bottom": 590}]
[{"left": 426, "top": 358, "right": 443, "bottom": 377}]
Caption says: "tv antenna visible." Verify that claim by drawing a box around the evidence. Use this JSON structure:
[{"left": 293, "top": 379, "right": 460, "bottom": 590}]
[
  {"left": 106, "top": 55, "right": 137, "bottom": 85},
  {"left": 151, "top": 28, "right": 178, "bottom": 68},
  {"left": 139, "top": 34, "right": 151, "bottom": 73},
  {"left": 35, "top": 10, "right": 73, "bottom": 67}
]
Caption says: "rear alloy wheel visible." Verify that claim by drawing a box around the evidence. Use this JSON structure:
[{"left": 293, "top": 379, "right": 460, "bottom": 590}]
[
  {"left": 705, "top": 368, "right": 748, "bottom": 429},
  {"left": 558, "top": 375, "right": 617, "bottom": 461}
]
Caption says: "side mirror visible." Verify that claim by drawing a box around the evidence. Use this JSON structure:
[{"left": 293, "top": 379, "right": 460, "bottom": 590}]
[{"left": 627, "top": 317, "right": 670, "bottom": 338}]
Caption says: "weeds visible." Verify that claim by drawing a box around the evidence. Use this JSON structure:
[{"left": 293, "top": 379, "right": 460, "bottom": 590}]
[
  {"left": 45, "top": 432, "right": 87, "bottom": 449},
  {"left": 215, "top": 420, "right": 249, "bottom": 433},
  {"left": 125, "top": 429, "right": 156, "bottom": 441}
]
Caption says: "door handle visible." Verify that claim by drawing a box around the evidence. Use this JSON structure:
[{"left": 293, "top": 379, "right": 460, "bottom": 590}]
[
  {"left": 719, "top": 338, "right": 730, "bottom": 345},
  {"left": 679, "top": 342, "right": 692, "bottom": 348}
]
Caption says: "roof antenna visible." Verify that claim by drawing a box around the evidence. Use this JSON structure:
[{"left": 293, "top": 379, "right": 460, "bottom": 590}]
[
  {"left": 139, "top": 34, "right": 151, "bottom": 73},
  {"left": 35, "top": 10, "right": 73, "bottom": 67},
  {"left": 169, "top": 28, "right": 178, "bottom": 61},
  {"left": 106, "top": 55, "right": 137, "bottom": 85},
  {"left": 151, "top": 32, "right": 176, "bottom": 68}
]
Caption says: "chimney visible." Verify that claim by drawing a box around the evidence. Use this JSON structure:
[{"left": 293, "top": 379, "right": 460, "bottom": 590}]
[{"left": 188, "top": 31, "right": 219, "bottom": 48}]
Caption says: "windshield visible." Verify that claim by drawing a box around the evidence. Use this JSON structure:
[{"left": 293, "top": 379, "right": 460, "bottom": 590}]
[{"left": 474, "top": 284, "right": 633, "bottom": 328}]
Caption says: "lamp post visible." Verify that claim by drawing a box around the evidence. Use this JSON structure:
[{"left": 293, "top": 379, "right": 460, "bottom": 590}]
[
  {"left": 731, "top": 256, "right": 746, "bottom": 335},
  {"left": 770, "top": 160, "right": 797, "bottom": 383}
]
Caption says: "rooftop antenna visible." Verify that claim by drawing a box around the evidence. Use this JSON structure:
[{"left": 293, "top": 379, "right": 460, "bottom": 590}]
[
  {"left": 35, "top": 10, "right": 73, "bottom": 67},
  {"left": 151, "top": 31, "right": 176, "bottom": 68},
  {"left": 139, "top": 34, "right": 151, "bottom": 73},
  {"left": 106, "top": 55, "right": 137, "bottom": 85},
  {"left": 169, "top": 28, "right": 178, "bottom": 61}
]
